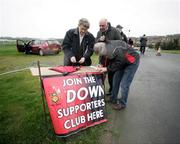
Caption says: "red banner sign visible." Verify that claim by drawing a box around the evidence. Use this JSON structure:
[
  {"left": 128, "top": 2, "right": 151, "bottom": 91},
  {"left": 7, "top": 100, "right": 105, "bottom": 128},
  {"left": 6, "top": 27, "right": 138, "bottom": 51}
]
[{"left": 42, "top": 73, "right": 107, "bottom": 136}]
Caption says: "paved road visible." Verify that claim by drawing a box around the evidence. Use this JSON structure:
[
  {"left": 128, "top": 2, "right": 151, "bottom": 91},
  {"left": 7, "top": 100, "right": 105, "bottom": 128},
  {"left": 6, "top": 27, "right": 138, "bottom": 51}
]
[{"left": 99, "top": 51, "right": 180, "bottom": 144}]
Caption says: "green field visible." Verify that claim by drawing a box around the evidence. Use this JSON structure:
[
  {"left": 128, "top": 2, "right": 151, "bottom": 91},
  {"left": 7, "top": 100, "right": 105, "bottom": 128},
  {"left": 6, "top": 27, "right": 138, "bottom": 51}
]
[
  {"left": 162, "top": 49, "right": 180, "bottom": 54},
  {"left": 0, "top": 43, "right": 108, "bottom": 144}
]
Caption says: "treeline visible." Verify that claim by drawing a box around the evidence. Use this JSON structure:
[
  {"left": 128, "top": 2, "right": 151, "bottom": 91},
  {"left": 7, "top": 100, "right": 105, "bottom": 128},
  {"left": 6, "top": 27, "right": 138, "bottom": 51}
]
[{"left": 155, "top": 39, "right": 180, "bottom": 50}]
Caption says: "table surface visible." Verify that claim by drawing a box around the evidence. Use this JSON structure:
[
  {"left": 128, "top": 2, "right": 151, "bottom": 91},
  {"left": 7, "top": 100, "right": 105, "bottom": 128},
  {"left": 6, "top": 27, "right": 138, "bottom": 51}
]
[{"left": 30, "top": 66, "right": 100, "bottom": 76}]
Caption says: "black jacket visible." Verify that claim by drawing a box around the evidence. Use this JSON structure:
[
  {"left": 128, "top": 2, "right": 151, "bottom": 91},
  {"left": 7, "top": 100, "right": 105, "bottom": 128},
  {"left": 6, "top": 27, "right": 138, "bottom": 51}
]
[
  {"left": 105, "top": 40, "right": 140, "bottom": 72},
  {"left": 62, "top": 28, "right": 95, "bottom": 66},
  {"left": 96, "top": 23, "right": 121, "bottom": 66},
  {"left": 120, "top": 31, "right": 128, "bottom": 43},
  {"left": 140, "top": 36, "right": 147, "bottom": 47}
]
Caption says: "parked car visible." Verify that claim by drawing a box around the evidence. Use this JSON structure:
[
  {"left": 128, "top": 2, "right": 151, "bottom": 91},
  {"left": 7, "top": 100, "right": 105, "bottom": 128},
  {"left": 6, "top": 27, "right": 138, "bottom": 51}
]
[{"left": 16, "top": 39, "right": 61, "bottom": 56}]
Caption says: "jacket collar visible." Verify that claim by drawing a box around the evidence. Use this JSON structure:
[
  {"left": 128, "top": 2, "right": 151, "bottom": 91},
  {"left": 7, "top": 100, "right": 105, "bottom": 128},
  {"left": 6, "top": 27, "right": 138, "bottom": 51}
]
[{"left": 107, "top": 22, "right": 112, "bottom": 32}]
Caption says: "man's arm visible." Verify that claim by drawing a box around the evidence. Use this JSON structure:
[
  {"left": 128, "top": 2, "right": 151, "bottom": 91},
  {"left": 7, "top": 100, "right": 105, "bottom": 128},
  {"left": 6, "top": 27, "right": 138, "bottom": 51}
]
[
  {"left": 83, "top": 34, "right": 95, "bottom": 59},
  {"left": 62, "top": 30, "right": 74, "bottom": 58},
  {"left": 114, "top": 28, "right": 122, "bottom": 40},
  {"left": 121, "top": 32, "right": 128, "bottom": 43}
]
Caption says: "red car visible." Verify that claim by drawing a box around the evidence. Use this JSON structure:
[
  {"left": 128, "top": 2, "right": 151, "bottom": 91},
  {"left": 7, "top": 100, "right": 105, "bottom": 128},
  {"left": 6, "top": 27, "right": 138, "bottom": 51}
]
[{"left": 16, "top": 39, "right": 61, "bottom": 56}]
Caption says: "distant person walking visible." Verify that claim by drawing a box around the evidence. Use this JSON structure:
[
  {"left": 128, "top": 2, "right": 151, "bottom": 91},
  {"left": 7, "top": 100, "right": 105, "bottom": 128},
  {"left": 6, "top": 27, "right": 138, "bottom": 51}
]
[
  {"left": 140, "top": 34, "right": 147, "bottom": 54},
  {"left": 62, "top": 18, "right": 95, "bottom": 66}
]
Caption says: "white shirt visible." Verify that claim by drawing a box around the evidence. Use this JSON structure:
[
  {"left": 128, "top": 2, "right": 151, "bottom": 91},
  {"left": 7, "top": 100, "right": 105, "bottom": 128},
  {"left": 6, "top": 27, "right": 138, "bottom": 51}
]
[{"left": 79, "top": 35, "right": 84, "bottom": 45}]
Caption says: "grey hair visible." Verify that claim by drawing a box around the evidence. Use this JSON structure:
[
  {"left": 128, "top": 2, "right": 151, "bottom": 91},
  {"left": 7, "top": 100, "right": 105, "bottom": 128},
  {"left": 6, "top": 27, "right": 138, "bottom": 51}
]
[
  {"left": 78, "top": 18, "right": 90, "bottom": 28},
  {"left": 99, "top": 18, "right": 108, "bottom": 23},
  {"left": 93, "top": 42, "right": 107, "bottom": 56}
]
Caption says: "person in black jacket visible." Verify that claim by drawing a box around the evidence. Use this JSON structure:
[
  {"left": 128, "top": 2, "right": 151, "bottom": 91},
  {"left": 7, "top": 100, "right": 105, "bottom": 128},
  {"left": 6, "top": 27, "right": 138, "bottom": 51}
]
[
  {"left": 62, "top": 18, "right": 95, "bottom": 66},
  {"left": 140, "top": 34, "right": 147, "bottom": 55},
  {"left": 94, "top": 40, "right": 140, "bottom": 110}
]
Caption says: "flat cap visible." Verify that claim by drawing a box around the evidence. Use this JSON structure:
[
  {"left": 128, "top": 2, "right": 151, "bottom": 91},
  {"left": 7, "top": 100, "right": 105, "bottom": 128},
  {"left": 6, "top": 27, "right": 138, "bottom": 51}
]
[{"left": 116, "top": 24, "right": 123, "bottom": 29}]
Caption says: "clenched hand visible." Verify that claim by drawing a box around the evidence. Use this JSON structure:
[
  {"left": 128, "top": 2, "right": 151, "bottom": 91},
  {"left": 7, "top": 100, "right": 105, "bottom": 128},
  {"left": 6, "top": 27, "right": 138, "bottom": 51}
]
[
  {"left": 70, "top": 56, "right": 76, "bottom": 63},
  {"left": 79, "top": 57, "right": 85, "bottom": 64}
]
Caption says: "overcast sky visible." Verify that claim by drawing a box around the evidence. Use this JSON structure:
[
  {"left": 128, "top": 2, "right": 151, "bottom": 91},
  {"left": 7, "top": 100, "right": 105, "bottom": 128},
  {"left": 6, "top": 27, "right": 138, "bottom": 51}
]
[{"left": 0, "top": 0, "right": 180, "bottom": 39}]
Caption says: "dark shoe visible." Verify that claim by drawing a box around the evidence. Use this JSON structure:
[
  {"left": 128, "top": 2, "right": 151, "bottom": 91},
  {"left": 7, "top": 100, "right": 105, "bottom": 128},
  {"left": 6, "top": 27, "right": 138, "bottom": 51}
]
[{"left": 112, "top": 104, "right": 126, "bottom": 110}]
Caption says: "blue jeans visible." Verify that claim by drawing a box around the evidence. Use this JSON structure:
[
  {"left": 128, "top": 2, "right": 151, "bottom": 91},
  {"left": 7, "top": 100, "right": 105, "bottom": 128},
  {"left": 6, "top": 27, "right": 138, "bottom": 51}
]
[{"left": 111, "top": 58, "right": 140, "bottom": 106}]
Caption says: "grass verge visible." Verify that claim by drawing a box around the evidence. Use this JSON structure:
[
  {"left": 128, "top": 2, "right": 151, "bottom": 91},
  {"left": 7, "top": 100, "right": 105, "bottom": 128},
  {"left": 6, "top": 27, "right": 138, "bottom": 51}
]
[{"left": 162, "top": 50, "right": 180, "bottom": 54}]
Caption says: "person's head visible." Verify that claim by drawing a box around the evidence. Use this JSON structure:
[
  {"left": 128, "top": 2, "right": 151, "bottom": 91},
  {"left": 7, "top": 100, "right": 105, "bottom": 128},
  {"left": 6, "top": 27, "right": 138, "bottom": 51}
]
[
  {"left": 99, "top": 18, "right": 109, "bottom": 32},
  {"left": 78, "top": 18, "right": 90, "bottom": 36},
  {"left": 93, "top": 42, "right": 107, "bottom": 56},
  {"left": 116, "top": 24, "right": 123, "bottom": 32}
]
